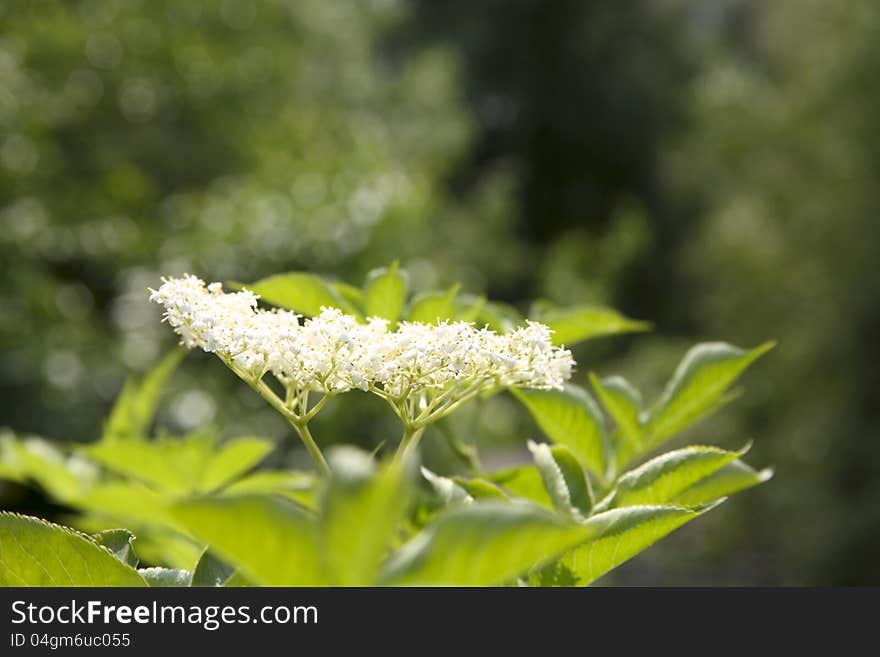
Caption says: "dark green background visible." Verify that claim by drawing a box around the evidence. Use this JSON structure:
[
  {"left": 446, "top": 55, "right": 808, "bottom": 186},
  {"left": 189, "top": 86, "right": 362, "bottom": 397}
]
[{"left": 2, "top": 0, "right": 878, "bottom": 584}]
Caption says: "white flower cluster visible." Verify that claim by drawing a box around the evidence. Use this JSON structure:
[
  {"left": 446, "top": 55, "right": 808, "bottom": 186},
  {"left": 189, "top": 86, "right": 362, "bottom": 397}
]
[{"left": 149, "top": 275, "right": 574, "bottom": 400}]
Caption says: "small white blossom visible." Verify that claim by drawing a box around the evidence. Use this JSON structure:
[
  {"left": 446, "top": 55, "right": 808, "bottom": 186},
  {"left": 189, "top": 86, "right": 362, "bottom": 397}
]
[{"left": 149, "top": 275, "right": 575, "bottom": 422}]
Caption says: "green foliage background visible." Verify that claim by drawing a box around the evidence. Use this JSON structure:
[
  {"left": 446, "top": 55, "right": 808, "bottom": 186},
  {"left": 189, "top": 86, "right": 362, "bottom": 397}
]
[{"left": 1, "top": 0, "right": 878, "bottom": 584}]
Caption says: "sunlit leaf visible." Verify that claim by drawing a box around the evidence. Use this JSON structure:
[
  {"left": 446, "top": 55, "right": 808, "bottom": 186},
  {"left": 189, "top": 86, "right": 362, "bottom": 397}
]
[
  {"left": 488, "top": 465, "right": 554, "bottom": 509},
  {"left": 102, "top": 349, "right": 185, "bottom": 441},
  {"left": 563, "top": 503, "right": 718, "bottom": 586},
  {"left": 602, "top": 445, "right": 750, "bottom": 508},
  {"left": 454, "top": 293, "right": 487, "bottom": 322},
  {"left": 170, "top": 495, "right": 323, "bottom": 586},
  {"left": 528, "top": 441, "right": 592, "bottom": 518},
  {"left": 218, "top": 470, "right": 317, "bottom": 509},
  {"left": 421, "top": 467, "right": 473, "bottom": 505},
  {"left": 407, "top": 285, "right": 460, "bottom": 323},
  {"left": 83, "top": 434, "right": 273, "bottom": 495},
  {"left": 0, "top": 513, "right": 146, "bottom": 586},
  {"left": 219, "top": 470, "right": 314, "bottom": 495},
  {"left": 2, "top": 435, "right": 98, "bottom": 503},
  {"left": 139, "top": 567, "right": 191, "bottom": 587},
  {"left": 191, "top": 548, "right": 239, "bottom": 587},
  {"left": 0, "top": 432, "right": 24, "bottom": 483},
  {"left": 92, "top": 528, "right": 138, "bottom": 568},
  {"left": 645, "top": 342, "right": 774, "bottom": 447},
  {"left": 319, "top": 447, "right": 413, "bottom": 585},
  {"left": 330, "top": 282, "right": 365, "bottom": 313},
  {"left": 363, "top": 261, "right": 408, "bottom": 324},
  {"left": 231, "top": 272, "right": 361, "bottom": 318},
  {"left": 535, "top": 305, "right": 650, "bottom": 346},
  {"left": 590, "top": 373, "right": 643, "bottom": 450},
  {"left": 513, "top": 384, "right": 607, "bottom": 481},
  {"left": 451, "top": 476, "right": 509, "bottom": 499},
  {"left": 84, "top": 435, "right": 206, "bottom": 494},
  {"left": 98, "top": 525, "right": 200, "bottom": 572},
  {"left": 674, "top": 460, "right": 773, "bottom": 507},
  {"left": 75, "top": 482, "right": 178, "bottom": 528},
  {"left": 477, "top": 301, "right": 522, "bottom": 332},
  {"left": 196, "top": 438, "right": 275, "bottom": 492},
  {"left": 380, "top": 502, "right": 599, "bottom": 586}
]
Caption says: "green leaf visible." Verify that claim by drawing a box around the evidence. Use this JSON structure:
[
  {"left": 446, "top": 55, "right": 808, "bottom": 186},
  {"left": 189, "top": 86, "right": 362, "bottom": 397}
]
[
  {"left": 319, "top": 447, "right": 412, "bottom": 585},
  {"left": 92, "top": 529, "right": 139, "bottom": 568},
  {"left": 535, "top": 305, "right": 650, "bottom": 346},
  {"left": 455, "top": 293, "right": 487, "bottom": 322},
  {"left": 363, "top": 261, "right": 408, "bottom": 323},
  {"left": 421, "top": 467, "right": 473, "bottom": 505},
  {"left": 407, "top": 285, "right": 460, "bottom": 323},
  {"left": 191, "top": 548, "right": 238, "bottom": 587},
  {"left": 330, "top": 282, "right": 365, "bottom": 313},
  {"left": 477, "top": 301, "right": 522, "bottom": 332},
  {"left": 451, "top": 476, "right": 510, "bottom": 499},
  {"left": 674, "top": 460, "right": 773, "bottom": 507},
  {"left": 83, "top": 434, "right": 273, "bottom": 495},
  {"left": 139, "top": 567, "right": 191, "bottom": 587},
  {"left": 513, "top": 385, "right": 607, "bottom": 482},
  {"left": 380, "top": 502, "right": 600, "bottom": 586},
  {"left": 99, "top": 526, "right": 200, "bottom": 572},
  {"left": 219, "top": 470, "right": 317, "bottom": 509},
  {"left": 0, "top": 432, "right": 24, "bottom": 483},
  {"left": 220, "top": 470, "right": 314, "bottom": 495},
  {"left": 197, "top": 438, "right": 275, "bottom": 492},
  {"left": 488, "top": 465, "right": 554, "bottom": 509},
  {"left": 603, "top": 445, "right": 749, "bottom": 509},
  {"left": 2, "top": 435, "right": 98, "bottom": 503},
  {"left": 84, "top": 435, "right": 205, "bottom": 494},
  {"left": 590, "top": 373, "right": 643, "bottom": 450},
  {"left": 170, "top": 495, "right": 323, "bottom": 586},
  {"left": 563, "top": 503, "right": 718, "bottom": 586},
  {"left": 528, "top": 441, "right": 592, "bottom": 518},
  {"left": 74, "top": 482, "right": 177, "bottom": 528},
  {"left": 0, "top": 513, "right": 146, "bottom": 586},
  {"left": 530, "top": 561, "right": 580, "bottom": 587},
  {"left": 645, "top": 342, "right": 774, "bottom": 447},
  {"left": 103, "top": 348, "right": 185, "bottom": 441},
  {"left": 231, "top": 272, "right": 361, "bottom": 318},
  {"left": 549, "top": 446, "right": 593, "bottom": 514}
]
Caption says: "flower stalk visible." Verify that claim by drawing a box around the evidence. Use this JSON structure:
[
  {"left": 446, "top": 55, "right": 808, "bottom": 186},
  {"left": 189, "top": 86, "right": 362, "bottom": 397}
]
[
  {"left": 221, "top": 355, "right": 331, "bottom": 474},
  {"left": 395, "top": 425, "right": 426, "bottom": 463}
]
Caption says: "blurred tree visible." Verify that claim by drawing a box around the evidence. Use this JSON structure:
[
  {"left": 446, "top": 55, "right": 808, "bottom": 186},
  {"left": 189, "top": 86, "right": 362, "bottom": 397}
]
[
  {"left": 0, "top": 0, "right": 518, "bottom": 443},
  {"left": 652, "top": 0, "right": 880, "bottom": 584},
  {"left": 405, "top": 0, "right": 694, "bottom": 311}
]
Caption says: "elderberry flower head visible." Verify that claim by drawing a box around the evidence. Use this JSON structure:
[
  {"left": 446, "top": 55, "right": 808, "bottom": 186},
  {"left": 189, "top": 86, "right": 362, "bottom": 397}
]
[{"left": 149, "top": 275, "right": 574, "bottom": 414}]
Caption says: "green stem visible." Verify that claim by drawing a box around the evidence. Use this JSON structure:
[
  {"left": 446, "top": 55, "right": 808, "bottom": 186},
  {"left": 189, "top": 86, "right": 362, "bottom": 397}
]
[
  {"left": 291, "top": 421, "right": 331, "bottom": 476},
  {"left": 221, "top": 357, "right": 331, "bottom": 476},
  {"left": 395, "top": 425, "right": 426, "bottom": 463},
  {"left": 421, "top": 385, "right": 489, "bottom": 426},
  {"left": 256, "top": 381, "right": 330, "bottom": 476},
  {"left": 304, "top": 393, "right": 332, "bottom": 422}
]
